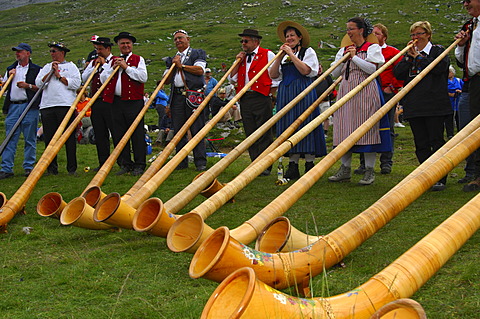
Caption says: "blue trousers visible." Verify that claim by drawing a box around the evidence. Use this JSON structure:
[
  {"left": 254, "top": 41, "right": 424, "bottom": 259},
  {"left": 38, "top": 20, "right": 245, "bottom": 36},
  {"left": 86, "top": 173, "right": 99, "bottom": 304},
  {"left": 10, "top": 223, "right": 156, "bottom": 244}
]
[{"left": 1, "top": 102, "right": 39, "bottom": 173}]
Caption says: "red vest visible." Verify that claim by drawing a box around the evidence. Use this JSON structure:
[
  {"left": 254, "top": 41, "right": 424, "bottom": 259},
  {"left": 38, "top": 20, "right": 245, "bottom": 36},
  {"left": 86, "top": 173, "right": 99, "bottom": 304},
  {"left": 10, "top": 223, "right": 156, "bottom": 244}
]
[
  {"left": 91, "top": 56, "right": 118, "bottom": 102},
  {"left": 104, "top": 54, "right": 144, "bottom": 103},
  {"left": 236, "top": 47, "right": 272, "bottom": 96}
]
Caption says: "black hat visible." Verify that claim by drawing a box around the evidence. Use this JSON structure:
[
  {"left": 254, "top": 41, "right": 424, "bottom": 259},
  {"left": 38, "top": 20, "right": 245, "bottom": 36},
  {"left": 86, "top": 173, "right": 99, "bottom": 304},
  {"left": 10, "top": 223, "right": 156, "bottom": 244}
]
[
  {"left": 48, "top": 41, "right": 70, "bottom": 52},
  {"left": 93, "top": 37, "right": 113, "bottom": 47},
  {"left": 238, "top": 29, "right": 262, "bottom": 39},
  {"left": 114, "top": 32, "right": 137, "bottom": 43}
]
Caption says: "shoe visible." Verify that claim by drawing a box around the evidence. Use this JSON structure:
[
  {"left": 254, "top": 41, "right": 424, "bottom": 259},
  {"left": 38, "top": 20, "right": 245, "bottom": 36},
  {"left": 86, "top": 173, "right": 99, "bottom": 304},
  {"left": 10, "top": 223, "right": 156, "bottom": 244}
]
[
  {"left": 93, "top": 166, "right": 100, "bottom": 172},
  {"left": 458, "top": 175, "right": 474, "bottom": 184},
  {"left": 175, "top": 163, "right": 188, "bottom": 170},
  {"left": 380, "top": 165, "right": 392, "bottom": 174},
  {"left": 68, "top": 171, "right": 79, "bottom": 177},
  {"left": 196, "top": 165, "right": 207, "bottom": 172},
  {"left": 24, "top": 169, "right": 32, "bottom": 177},
  {"left": 131, "top": 168, "right": 144, "bottom": 176},
  {"left": 115, "top": 166, "right": 131, "bottom": 176},
  {"left": 328, "top": 164, "right": 351, "bottom": 182},
  {"left": 305, "top": 161, "right": 314, "bottom": 173},
  {"left": 431, "top": 182, "right": 446, "bottom": 191},
  {"left": 358, "top": 167, "right": 375, "bottom": 185},
  {"left": 0, "top": 171, "right": 14, "bottom": 180},
  {"left": 45, "top": 168, "right": 58, "bottom": 176},
  {"left": 394, "top": 122, "right": 405, "bottom": 128},
  {"left": 354, "top": 166, "right": 365, "bottom": 175},
  {"left": 260, "top": 169, "right": 271, "bottom": 176},
  {"left": 284, "top": 162, "right": 300, "bottom": 180},
  {"left": 463, "top": 177, "right": 480, "bottom": 192}
]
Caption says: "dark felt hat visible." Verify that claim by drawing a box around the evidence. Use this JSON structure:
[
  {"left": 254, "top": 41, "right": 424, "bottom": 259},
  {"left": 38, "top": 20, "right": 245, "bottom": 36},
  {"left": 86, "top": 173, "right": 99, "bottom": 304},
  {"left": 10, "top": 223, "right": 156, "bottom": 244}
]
[
  {"left": 238, "top": 29, "right": 262, "bottom": 39},
  {"left": 93, "top": 37, "right": 113, "bottom": 47},
  {"left": 114, "top": 32, "right": 137, "bottom": 43},
  {"left": 48, "top": 41, "right": 70, "bottom": 52}
]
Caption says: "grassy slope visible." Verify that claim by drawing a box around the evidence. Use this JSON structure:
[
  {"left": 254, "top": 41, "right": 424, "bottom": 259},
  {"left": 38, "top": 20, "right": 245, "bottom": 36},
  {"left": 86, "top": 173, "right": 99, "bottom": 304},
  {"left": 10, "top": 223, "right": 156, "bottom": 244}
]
[{"left": 0, "top": 0, "right": 479, "bottom": 318}]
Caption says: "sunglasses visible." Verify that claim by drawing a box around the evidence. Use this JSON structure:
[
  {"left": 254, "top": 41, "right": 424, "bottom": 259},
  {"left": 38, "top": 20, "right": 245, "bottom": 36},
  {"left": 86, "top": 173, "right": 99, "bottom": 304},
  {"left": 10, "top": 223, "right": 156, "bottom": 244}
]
[
  {"left": 49, "top": 49, "right": 60, "bottom": 53},
  {"left": 240, "top": 39, "right": 250, "bottom": 44}
]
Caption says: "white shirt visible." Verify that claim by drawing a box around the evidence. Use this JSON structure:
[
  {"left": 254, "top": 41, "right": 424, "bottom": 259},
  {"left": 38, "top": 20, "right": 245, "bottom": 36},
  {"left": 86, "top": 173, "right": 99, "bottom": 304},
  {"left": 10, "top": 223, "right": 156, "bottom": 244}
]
[
  {"left": 81, "top": 53, "right": 113, "bottom": 82},
  {"left": 331, "top": 43, "right": 385, "bottom": 77},
  {"left": 455, "top": 18, "right": 480, "bottom": 77},
  {"left": 100, "top": 52, "right": 148, "bottom": 96},
  {"left": 5, "top": 63, "right": 29, "bottom": 102},
  {"left": 35, "top": 61, "right": 81, "bottom": 109},
  {"left": 229, "top": 46, "right": 277, "bottom": 85},
  {"left": 269, "top": 47, "right": 319, "bottom": 81}
]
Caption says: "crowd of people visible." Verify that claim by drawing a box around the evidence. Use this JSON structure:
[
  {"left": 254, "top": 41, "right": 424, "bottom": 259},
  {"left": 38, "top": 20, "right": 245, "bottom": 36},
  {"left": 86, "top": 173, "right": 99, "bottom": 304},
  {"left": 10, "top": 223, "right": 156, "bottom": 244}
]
[{"left": 1, "top": 0, "right": 479, "bottom": 194}]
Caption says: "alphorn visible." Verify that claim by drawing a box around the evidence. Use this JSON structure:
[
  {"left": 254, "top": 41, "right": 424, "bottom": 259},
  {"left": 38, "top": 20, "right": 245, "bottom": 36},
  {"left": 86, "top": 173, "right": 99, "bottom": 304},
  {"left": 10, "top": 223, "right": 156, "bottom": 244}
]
[
  {"left": 0, "top": 65, "right": 116, "bottom": 230},
  {"left": 189, "top": 39, "right": 471, "bottom": 289},
  {"left": 201, "top": 190, "right": 479, "bottom": 319},
  {"left": 133, "top": 62, "right": 345, "bottom": 237},
  {"left": 164, "top": 63, "right": 345, "bottom": 215},
  {"left": 122, "top": 57, "right": 242, "bottom": 201},
  {"left": 58, "top": 58, "right": 241, "bottom": 229},
  {"left": 91, "top": 51, "right": 285, "bottom": 230},
  {"left": 38, "top": 64, "right": 176, "bottom": 221},
  {"left": 166, "top": 42, "right": 414, "bottom": 253},
  {"left": 0, "top": 73, "right": 14, "bottom": 99},
  {"left": 0, "top": 69, "right": 54, "bottom": 155}
]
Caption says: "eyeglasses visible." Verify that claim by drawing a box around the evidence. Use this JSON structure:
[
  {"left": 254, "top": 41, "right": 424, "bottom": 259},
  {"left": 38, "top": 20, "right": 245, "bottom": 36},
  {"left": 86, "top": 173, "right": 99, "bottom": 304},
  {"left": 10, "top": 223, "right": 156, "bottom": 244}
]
[
  {"left": 345, "top": 28, "right": 359, "bottom": 32},
  {"left": 49, "top": 49, "right": 59, "bottom": 53},
  {"left": 410, "top": 32, "right": 427, "bottom": 37},
  {"left": 240, "top": 39, "right": 251, "bottom": 44}
]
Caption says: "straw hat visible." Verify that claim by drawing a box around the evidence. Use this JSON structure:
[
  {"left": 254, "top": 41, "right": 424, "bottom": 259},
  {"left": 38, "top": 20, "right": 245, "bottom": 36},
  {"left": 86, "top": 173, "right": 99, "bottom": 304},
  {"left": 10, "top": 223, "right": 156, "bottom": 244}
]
[
  {"left": 340, "top": 33, "right": 379, "bottom": 47},
  {"left": 277, "top": 21, "right": 310, "bottom": 48}
]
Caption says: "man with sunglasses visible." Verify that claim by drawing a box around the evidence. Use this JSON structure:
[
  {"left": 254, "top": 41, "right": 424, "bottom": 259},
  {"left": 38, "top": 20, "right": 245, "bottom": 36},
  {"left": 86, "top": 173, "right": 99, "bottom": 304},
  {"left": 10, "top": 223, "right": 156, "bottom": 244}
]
[
  {"left": 455, "top": 0, "right": 480, "bottom": 191},
  {"left": 35, "top": 42, "right": 81, "bottom": 176},
  {"left": 165, "top": 29, "right": 207, "bottom": 171},
  {"left": 229, "top": 29, "right": 276, "bottom": 176}
]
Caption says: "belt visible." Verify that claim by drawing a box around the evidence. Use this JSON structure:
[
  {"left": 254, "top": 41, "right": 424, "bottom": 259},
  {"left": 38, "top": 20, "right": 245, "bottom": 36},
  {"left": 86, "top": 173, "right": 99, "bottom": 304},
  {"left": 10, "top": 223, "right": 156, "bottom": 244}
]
[
  {"left": 11, "top": 100, "right": 28, "bottom": 104},
  {"left": 173, "top": 87, "right": 185, "bottom": 95}
]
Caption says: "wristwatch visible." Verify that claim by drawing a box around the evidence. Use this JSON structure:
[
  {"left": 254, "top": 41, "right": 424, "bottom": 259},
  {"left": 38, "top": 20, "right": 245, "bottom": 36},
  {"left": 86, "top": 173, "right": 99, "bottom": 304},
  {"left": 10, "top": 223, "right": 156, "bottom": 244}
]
[{"left": 29, "top": 84, "right": 33, "bottom": 89}]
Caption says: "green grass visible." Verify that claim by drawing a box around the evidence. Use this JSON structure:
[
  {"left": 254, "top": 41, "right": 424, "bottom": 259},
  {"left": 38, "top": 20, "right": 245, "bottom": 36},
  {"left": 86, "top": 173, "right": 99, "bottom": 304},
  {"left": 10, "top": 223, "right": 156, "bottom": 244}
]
[
  {"left": 0, "top": 120, "right": 479, "bottom": 318},
  {"left": 1, "top": 0, "right": 479, "bottom": 318}
]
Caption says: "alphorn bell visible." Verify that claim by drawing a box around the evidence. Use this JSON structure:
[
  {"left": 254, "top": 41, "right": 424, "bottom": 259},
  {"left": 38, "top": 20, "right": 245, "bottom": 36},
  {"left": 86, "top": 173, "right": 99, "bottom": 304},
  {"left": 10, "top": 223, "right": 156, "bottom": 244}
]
[
  {"left": 166, "top": 42, "right": 413, "bottom": 254},
  {"left": 94, "top": 51, "right": 285, "bottom": 230},
  {"left": 0, "top": 64, "right": 116, "bottom": 230},
  {"left": 38, "top": 64, "right": 176, "bottom": 223},
  {"left": 201, "top": 189, "right": 479, "bottom": 319},
  {"left": 190, "top": 39, "right": 469, "bottom": 290},
  {"left": 0, "top": 69, "right": 55, "bottom": 156}
]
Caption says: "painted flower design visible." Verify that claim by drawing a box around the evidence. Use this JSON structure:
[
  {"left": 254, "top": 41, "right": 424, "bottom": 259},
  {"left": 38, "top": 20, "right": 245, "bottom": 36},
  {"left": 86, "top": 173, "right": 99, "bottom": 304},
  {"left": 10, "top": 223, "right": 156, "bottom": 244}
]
[{"left": 241, "top": 244, "right": 273, "bottom": 266}]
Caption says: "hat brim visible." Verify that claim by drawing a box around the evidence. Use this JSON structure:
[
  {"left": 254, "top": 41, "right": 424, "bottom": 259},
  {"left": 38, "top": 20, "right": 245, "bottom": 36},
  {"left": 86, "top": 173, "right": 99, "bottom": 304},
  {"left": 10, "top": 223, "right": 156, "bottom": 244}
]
[
  {"left": 113, "top": 35, "right": 137, "bottom": 43},
  {"left": 340, "top": 33, "right": 379, "bottom": 48},
  {"left": 277, "top": 21, "right": 310, "bottom": 48},
  {"left": 48, "top": 44, "right": 70, "bottom": 52}
]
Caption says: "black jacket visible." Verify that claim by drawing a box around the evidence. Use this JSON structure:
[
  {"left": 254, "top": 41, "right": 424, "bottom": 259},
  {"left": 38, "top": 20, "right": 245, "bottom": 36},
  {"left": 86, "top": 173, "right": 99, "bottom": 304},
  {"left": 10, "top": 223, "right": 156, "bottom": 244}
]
[{"left": 394, "top": 44, "right": 452, "bottom": 119}]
